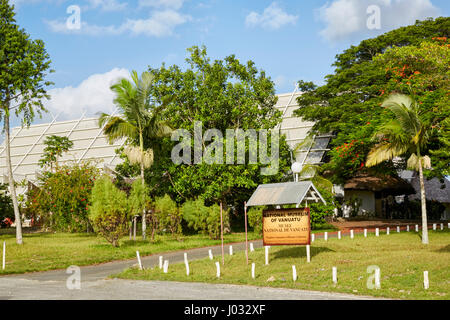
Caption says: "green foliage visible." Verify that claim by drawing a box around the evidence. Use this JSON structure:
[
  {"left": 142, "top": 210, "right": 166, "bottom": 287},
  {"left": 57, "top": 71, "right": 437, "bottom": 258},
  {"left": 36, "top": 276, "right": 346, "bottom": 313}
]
[
  {"left": 89, "top": 176, "right": 130, "bottom": 247},
  {"left": 128, "top": 178, "right": 151, "bottom": 216},
  {"left": 38, "top": 135, "right": 74, "bottom": 171},
  {"left": 181, "top": 198, "right": 230, "bottom": 240},
  {"left": 0, "top": 183, "right": 14, "bottom": 227},
  {"left": 145, "top": 46, "right": 291, "bottom": 206},
  {"left": 0, "top": 0, "right": 53, "bottom": 125},
  {"left": 26, "top": 161, "right": 99, "bottom": 232},
  {"left": 154, "top": 194, "right": 182, "bottom": 239},
  {"left": 247, "top": 206, "right": 263, "bottom": 235},
  {"left": 294, "top": 18, "right": 450, "bottom": 183}
]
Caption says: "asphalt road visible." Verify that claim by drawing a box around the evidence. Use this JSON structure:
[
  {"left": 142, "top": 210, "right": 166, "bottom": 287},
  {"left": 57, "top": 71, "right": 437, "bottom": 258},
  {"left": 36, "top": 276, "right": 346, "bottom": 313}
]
[{"left": 0, "top": 238, "right": 383, "bottom": 300}]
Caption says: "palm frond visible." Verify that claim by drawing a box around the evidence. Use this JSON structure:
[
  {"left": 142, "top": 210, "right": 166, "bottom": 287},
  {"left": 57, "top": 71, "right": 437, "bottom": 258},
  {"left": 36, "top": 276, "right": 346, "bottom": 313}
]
[
  {"left": 407, "top": 154, "right": 432, "bottom": 171},
  {"left": 124, "top": 146, "right": 154, "bottom": 168},
  {"left": 366, "top": 142, "right": 408, "bottom": 167},
  {"left": 101, "top": 116, "right": 137, "bottom": 143}
]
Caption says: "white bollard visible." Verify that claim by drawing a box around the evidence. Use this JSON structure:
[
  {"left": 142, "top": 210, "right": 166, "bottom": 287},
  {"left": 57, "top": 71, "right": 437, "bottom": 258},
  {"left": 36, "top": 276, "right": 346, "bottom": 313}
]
[
  {"left": 397, "top": 226, "right": 400, "bottom": 233},
  {"left": 306, "top": 245, "right": 311, "bottom": 263},
  {"left": 229, "top": 245, "right": 233, "bottom": 256},
  {"left": 448, "top": 223, "right": 450, "bottom": 229},
  {"left": 311, "top": 234, "right": 315, "bottom": 242},
  {"left": 163, "top": 260, "right": 169, "bottom": 273},
  {"left": 415, "top": 224, "right": 419, "bottom": 232},
  {"left": 350, "top": 230, "right": 354, "bottom": 239},
  {"left": 159, "top": 256, "right": 163, "bottom": 269},
  {"left": 424, "top": 271, "right": 429, "bottom": 290},
  {"left": 251, "top": 263, "right": 255, "bottom": 279},
  {"left": 292, "top": 265, "right": 297, "bottom": 282},
  {"left": 215, "top": 261, "right": 220, "bottom": 278},
  {"left": 185, "top": 261, "right": 190, "bottom": 276},
  {"left": 136, "top": 251, "right": 143, "bottom": 270},
  {"left": 265, "top": 246, "right": 269, "bottom": 265},
  {"left": 386, "top": 227, "right": 390, "bottom": 235},
  {"left": 406, "top": 225, "right": 410, "bottom": 232},
  {"left": 375, "top": 228, "right": 379, "bottom": 237},
  {"left": 208, "top": 249, "right": 213, "bottom": 260},
  {"left": 440, "top": 223, "right": 443, "bottom": 230},
  {"left": 2, "top": 241, "right": 5, "bottom": 270},
  {"left": 332, "top": 266, "right": 337, "bottom": 284},
  {"left": 184, "top": 252, "right": 188, "bottom": 264},
  {"left": 338, "top": 231, "right": 341, "bottom": 239},
  {"left": 250, "top": 243, "right": 254, "bottom": 252},
  {"left": 364, "top": 229, "right": 367, "bottom": 237},
  {"left": 375, "top": 268, "right": 381, "bottom": 289},
  {"left": 324, "top": 232, "right": 328, "bottom": 241},
  {"left": 433, "top": 223, "right": 436, "bottom": 231}
]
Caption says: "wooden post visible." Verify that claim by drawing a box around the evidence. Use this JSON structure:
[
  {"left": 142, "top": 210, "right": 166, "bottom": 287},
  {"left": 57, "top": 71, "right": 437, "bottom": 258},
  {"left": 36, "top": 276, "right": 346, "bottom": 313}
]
[
  {"left": 244, "top": 201, "right": 248, "bottom": 265},
  {"left": 306, "top": 244, "right": 310, "bottom": 263},
  {"left": 184, "top": 254, "right": 190, "bottom": 276},
  {"left": 324, "top": 232, "right": 328, "bottom": 241},
  {"left": 250, "top": 243, "right": 254, "bottom": 252},
  {"left": 433, "top": 223, "right": 436, "bottom": 231},
  {"left": 229, "top": 245, "right": 233, "bottom": 256},
  {"left": 163, "top": 260, "right": 169, "bottom": 273},
  {"left": 375, "top": 228, "right": 379, "bottom": 237},
  {"left": 440, "top": 223, "right": 443, "bottom": 230},
  {"left": 406, "top": 225, "right": 410, "bottom": 232},
  {"left": 386, "top": 227, "right": 390, "bottom": 235},
  {"left": 332, "top": 266, "right": 337, "bottom": 284},
  {"left": 159, "top": 256, "right": 163, "bottom": 269},
  {"left": 397, "top": 226, "right": 400, "bottom": 233},
  {"left": 184, "top": 252, "right": 188, "bottom": 264},
  {"left": 208, "top": 249, "right": 213, "bottom": 260},
  {"left": 136, "top": 251, "right": 143, "bottom": 270},
  {"left": 338, "top": 231, "right": 341, "bottom": 239},
  {"left": 350, "top": 230, "right": 354, "bottom": 239},
  {"left": 220, "top": 202, "right": 224, "bottom": 266},
  {"left": 251, "top": 263, "right": 255, "bottom": 279},
  {"left": 133, "top": 216, "right": 136, "bottom": 241},
  {"left": 265, "top": 246, "right": 269, "bottom": 265},
  {"left": 423, "top": 271, "right": 429, "bottom": 289},
  {"left": 415, "top": 224, "right": 419, "bottom": 232},
  {"left": 311, "top": 234, "right": 315, "bottom": 242},
  {"left": 364, "top": 229, "right": 367, "bottom": 237}
]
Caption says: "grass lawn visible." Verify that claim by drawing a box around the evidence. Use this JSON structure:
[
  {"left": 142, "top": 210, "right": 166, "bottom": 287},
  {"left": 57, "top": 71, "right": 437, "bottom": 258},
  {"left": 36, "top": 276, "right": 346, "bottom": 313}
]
[
  {"left": 0, "top": 229, "right": 264, "bottom": 275},
  {"left": 114, "top": 229, "right": 450, "bottom": 300}
]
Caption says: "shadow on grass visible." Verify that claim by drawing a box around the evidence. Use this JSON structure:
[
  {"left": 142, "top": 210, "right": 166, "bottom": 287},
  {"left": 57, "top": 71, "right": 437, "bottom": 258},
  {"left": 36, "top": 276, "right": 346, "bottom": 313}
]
[
  {"left": 273, "top": 246, "right": 334, "bottom": 260},
  {"left": 435, "top": 244, "right": 450, "bottom": 253}
]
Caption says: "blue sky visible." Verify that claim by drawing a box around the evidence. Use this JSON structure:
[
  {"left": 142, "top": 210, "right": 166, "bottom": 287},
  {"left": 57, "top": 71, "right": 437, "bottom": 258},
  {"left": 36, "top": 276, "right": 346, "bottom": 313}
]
[{"left": 8, "top": 0, "right": 450, "bottom": 126}]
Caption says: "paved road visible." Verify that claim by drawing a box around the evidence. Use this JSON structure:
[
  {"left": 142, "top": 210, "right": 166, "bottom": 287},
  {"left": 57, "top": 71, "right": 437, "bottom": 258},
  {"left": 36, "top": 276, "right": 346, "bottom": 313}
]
[{"left": 0, "top": 238, "right": 383, "bottom": 300}]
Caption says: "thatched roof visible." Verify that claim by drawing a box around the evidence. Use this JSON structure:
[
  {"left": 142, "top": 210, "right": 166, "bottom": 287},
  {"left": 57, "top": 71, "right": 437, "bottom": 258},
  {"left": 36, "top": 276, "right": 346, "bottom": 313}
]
[
  {"left": 344, "top": 173, "right": 415, "bottom": 195},
  {"left": 408, "top": 174, "right": 450, "bottom": 203}
]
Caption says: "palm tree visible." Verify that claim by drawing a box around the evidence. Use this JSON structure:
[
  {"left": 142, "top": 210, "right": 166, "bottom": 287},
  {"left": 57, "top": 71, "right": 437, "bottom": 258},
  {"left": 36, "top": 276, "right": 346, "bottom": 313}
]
[
  {"left": 366, "top": 93, "right": 430, "bottom": 244},
  {"left": 99, "top": 70, "right": 172, "bottom": 240}
]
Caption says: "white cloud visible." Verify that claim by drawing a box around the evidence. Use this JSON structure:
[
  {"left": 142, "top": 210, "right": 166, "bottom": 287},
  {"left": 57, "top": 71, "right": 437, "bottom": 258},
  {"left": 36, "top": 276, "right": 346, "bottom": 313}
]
[
  {"left": 245, "top": 2, "right": 298, "bottom": 30},
  {"left": 46, "top": 9, "right": 191, "bottom": 37},
  {"left": 86, "top": 0, "right": 128, "bottom": 11},
  {"left": 138, "top": 0, "right": 185, "bottom": 10},
  {"left": 318, "top": 0, "right": 440, "bottom": 41},
  {"left": 45, "top": 68, "right": 131, "bottom": 119}
]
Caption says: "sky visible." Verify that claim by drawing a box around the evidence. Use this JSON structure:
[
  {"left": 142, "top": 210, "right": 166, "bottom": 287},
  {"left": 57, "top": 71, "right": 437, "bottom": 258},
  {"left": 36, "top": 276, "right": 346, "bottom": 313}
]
[{"left": 6, "top": 0, "right": 450, "bottom": 128}]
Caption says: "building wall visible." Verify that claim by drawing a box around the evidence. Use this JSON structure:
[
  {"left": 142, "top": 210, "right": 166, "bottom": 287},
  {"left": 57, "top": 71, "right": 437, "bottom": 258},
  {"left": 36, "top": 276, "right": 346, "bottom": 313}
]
[{"left": 344, "top": 190, "right": 376, "bottom": 216}]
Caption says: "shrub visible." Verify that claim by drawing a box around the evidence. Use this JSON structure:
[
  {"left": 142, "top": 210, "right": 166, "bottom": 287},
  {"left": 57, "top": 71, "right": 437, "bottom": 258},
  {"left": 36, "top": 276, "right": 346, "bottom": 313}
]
[
  {"left": 154, "top": 194, "right": 182, "bottom": 239},
  {"left": 89, "top": 176, "right": 130, "bottom": 247},
  {"left": 0, "top": 183, "right": 14, "bottom": 228},
  {"left": 247, "top": 206, "right": 264, "bottom": 235},
  {"left": 26, "top": 161, "right": 99, "bottom": 232},
  {"left": 181, "top": 198, "right": 230, "bottom": 240}
]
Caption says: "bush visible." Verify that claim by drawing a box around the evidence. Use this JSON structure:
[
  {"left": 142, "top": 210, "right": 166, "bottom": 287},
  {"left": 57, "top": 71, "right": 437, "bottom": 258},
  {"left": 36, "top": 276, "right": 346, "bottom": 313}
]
[
  {"left": 89, "top": 176, "right": 130, "bottom": 247},
  {"left": 26, "top": 161, "right": 99, "bottom": 232},
  {"left": 181, "top": 198, "right": 230, "bottom": 240},
  {"left": 247, "top": 206, "right": 264, "bottom": 235},
  {"left": 154, "top": 194, "right": 182, "bottom": 239},
  {"left": 0, "top": 183, "right": 14, "bottom": 228}
]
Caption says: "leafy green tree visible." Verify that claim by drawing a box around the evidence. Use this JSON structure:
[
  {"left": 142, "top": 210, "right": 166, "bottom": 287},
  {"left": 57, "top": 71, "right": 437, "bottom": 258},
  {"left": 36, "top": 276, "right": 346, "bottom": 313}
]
[
  {"left": 366, "top": 94, "right": 431, "bottom": 244},
  {"left": 89, "top": 176, "right": 130, "bottom": 247},
  {"left": 145, "top": 46, "right": 291, "bottom": 213},
  {"left": 0, "top": 0, "right": 53, "bottom": 244},
  {"left": 154, "top": 194, "right": 182, "bottom": 239},
  {"left": 0, "top": 183, "right": 14, "bottom": 227},
  {"left": 294, "top": 18, "right": 449, "bottom": 184},
  {"left": 38, "top": 135, "right": 74, "bottom": 172},
  {"left": 99, "top": 71, "right": 172, "bottom": 240}
]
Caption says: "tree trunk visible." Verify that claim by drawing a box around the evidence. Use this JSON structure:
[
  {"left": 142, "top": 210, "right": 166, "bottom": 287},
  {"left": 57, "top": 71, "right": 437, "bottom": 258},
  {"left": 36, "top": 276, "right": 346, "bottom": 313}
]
[
  {"left": 140, "top": 132, "right": 146, "bottom": 241},
  {"left": 417, "top": 150, "right": 429, "bottom": 244},
  {"left": 4, "top": 111, "right": 23, "bottom": 244}
]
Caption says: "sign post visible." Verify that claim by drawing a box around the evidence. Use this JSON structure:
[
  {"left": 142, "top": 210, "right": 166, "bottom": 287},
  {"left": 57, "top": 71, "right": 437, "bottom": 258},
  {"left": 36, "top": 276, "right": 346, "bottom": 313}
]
[
  {"left": 220, "top": 202, "right": 224, "bottom": 266},
  {"left": 244, "top": 201, "right": 249, "bottom": 265}
]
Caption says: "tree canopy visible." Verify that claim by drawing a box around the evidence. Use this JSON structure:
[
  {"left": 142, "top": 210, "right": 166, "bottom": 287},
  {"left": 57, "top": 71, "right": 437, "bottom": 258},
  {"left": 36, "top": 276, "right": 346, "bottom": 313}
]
[{"left": 294, "top": 17, "right": 450, "bottom": 183}]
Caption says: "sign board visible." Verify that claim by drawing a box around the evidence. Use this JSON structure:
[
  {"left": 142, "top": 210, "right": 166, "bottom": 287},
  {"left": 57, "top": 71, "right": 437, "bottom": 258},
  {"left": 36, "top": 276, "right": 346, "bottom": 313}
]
[{"left": 262, "top": 208, "right": 310, "bottom": 246}]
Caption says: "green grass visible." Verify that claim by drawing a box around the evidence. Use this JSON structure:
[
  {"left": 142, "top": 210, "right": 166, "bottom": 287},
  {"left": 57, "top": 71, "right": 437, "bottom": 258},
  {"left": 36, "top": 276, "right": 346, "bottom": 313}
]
[
  {"left": 0, "top": 230, "right": 262, "bottom": 275},
  {"left": 114, "top": 230, "right": 450, "bottom": 300}
]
